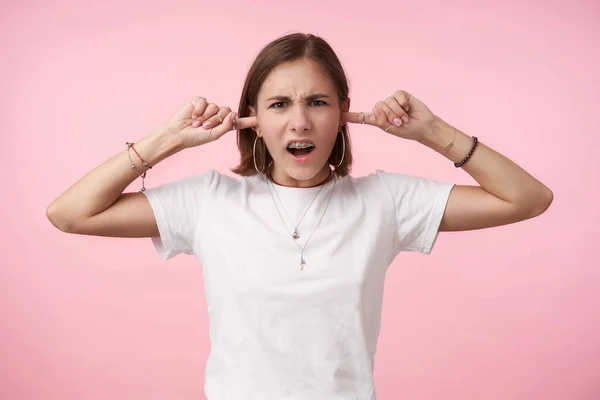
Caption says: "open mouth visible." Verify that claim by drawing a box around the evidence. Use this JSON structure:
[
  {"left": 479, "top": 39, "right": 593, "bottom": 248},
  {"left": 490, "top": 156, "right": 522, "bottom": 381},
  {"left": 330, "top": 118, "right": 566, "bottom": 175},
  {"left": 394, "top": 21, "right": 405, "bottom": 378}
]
[{"left": 286, "top": 142, "right": 315, "bottom": 157}]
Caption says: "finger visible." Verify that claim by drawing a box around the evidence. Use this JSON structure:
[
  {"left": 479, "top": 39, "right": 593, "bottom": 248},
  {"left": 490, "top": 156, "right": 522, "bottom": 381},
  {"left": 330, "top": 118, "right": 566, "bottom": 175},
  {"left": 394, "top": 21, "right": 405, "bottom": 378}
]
[
  {"left": 392, "top": 90, "right": 412, "bottom": 114},
  {"left": 342, "top": 111, "right": 377, "bottom": 126},
  {"left": 191, "top": 96, "right": 208, "bottom": 120},
  {"left": 201, "top": 106, "right": 231, "bottom": 129},
  {"left": 232, "top": 115, "right": 258, "bottom": 130},
  {"left": 206, "top": 111, "right": 238, "bottom": 141},
  {"left": 372, "top": 107, "right": 397, "bottom": 134},
  {"left": 374, "top": 101, "right": 402, "bottom": 128},
  {"left": 384, "top": 95, "right": 409, "bottom": 125},
  {"left": 196, "top": 103, "right": 219, "bottom": 128}
]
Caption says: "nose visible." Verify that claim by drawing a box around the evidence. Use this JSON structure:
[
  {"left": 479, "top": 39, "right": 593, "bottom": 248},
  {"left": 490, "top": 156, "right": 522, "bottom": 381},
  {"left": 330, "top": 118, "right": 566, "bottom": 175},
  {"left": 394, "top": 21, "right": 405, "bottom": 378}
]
[{"left": 289, "top": 103, "right": 312, "bottom": 133}]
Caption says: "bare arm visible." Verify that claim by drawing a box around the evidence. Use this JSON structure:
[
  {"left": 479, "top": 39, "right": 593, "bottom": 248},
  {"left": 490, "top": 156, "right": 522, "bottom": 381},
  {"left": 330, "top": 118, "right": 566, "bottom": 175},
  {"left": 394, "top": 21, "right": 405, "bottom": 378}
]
[
  {"left": 46, "top": 97, "right": 250, "bottom": 238},
  {"left": 46, "top": 131, "right": 181, "bottom": 237},
  {"left": 343, "top": 90, "right": 553, "bottom": 232},
  {"left": 419, "top": 118, "right": 553, "bottom": 231}
]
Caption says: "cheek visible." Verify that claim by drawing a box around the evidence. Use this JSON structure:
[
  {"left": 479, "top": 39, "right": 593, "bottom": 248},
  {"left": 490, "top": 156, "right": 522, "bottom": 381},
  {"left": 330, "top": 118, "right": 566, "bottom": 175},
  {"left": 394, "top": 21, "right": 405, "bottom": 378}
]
[
  {"left": 258, "top": 114, "right": 285, "bottom": 137},
  {"left": 258, "top": 119, "right": 284, "bottom": 153},
  {"left": 317, "top": 113, "right": 341, "bottom": 139},
  {"left": 323, "top": 131, "right": 340, "bottom": 149},
  {"left": 318, "top": 108, "right": 341, "bottom": 127}
]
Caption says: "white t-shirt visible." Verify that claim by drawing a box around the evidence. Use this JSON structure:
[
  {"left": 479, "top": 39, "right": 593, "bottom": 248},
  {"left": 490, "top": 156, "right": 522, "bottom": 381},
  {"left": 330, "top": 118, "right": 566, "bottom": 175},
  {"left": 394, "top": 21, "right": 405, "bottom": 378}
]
[{"left": 143, "top": 169, "right": 454, "bottom": 400}]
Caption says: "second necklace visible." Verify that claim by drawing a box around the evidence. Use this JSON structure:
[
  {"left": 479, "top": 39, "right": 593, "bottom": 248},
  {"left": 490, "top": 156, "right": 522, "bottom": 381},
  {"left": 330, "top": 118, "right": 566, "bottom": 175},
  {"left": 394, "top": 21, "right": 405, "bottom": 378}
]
[
  {"left": 267, "top": 170, "right": 332, "bottom": 240},
  {"left": 266, "top": 174, "right": 337, "bottom": 270}
]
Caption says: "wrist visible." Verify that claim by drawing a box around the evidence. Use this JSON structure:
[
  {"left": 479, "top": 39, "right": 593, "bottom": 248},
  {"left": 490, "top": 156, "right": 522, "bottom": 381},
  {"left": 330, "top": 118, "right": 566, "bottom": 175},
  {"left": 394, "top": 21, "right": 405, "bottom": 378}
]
[
  {"left": 135, "top": 128, "right": 184, "bottom": 167},
  {"left": 418, "top": 116, "right": 475, "bottom": 164},
  {"left": 418, "top": 116, "right": 452, "bottom": 150}
]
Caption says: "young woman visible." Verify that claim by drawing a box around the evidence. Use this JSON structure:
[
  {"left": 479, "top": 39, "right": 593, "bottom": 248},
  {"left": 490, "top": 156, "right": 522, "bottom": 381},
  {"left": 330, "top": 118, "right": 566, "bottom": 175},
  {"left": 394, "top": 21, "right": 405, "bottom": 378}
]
[{"left": 47, "top": 33, "right": 553, "bottom": 399}]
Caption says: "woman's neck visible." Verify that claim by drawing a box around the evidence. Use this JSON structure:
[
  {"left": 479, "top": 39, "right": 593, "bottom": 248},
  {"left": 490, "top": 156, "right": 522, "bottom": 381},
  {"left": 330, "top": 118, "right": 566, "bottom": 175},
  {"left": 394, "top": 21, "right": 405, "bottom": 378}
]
[{"left": 269, "top": 166, "right": 333, "bottom": 188}]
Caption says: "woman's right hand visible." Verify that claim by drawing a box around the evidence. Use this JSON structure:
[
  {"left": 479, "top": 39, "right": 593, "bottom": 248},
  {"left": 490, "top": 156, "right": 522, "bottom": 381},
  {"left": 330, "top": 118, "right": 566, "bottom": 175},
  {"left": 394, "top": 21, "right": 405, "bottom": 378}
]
[{"left": 159, "top": 96, "right": 257, "bottom": 149}]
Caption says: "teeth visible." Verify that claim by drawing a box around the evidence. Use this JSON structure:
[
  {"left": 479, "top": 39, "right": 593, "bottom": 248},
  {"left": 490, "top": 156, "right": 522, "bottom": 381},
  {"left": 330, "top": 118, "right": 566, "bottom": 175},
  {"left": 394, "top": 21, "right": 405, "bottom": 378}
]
[{"left": 287, "top": 142, "right": 315, "bottom": 149}]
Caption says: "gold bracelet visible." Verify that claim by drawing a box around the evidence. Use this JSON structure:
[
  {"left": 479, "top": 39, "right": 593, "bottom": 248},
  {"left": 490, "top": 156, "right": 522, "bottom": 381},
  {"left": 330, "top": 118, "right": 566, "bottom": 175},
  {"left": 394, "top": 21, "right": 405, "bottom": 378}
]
[
  {"left": 443, "top": 127, "right": 458, "bottom": 152},
  {"left": 126, "top": 145, "right": 147, "bottom": 192}
]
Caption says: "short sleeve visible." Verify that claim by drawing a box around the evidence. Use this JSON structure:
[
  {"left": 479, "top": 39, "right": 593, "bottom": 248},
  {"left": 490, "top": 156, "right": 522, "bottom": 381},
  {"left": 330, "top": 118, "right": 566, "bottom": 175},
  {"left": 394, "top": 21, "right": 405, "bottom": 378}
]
[
  {"left": 376, "top": 170, "right": 454, "bottom": 254},
  {"left": 142, "top": 169, "right": 216, "bottom": 260}
]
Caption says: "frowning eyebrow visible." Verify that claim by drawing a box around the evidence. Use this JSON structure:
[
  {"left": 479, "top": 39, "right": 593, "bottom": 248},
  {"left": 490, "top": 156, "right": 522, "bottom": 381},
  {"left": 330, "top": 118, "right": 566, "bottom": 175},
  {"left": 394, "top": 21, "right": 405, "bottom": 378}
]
[{"left": 265, "top": 93, "right": 331, "bottom": 102}]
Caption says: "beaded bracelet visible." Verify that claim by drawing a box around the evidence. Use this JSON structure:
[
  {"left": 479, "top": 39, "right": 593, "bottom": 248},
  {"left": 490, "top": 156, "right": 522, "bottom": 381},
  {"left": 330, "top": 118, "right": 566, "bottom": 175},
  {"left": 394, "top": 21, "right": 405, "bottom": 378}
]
[
  {"left": 125, "top": 142, "right": 151, "bottom": 192},
  {"left": 454, "top": 136, "right": 478, "bottom": 168}
]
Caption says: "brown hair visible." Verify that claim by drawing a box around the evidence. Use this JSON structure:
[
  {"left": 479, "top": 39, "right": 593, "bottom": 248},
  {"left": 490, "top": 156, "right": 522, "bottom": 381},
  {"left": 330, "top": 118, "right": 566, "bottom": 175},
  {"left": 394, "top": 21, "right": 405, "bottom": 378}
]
[{"left": 231, "top": 33, "right": 353, "bottom": 177}]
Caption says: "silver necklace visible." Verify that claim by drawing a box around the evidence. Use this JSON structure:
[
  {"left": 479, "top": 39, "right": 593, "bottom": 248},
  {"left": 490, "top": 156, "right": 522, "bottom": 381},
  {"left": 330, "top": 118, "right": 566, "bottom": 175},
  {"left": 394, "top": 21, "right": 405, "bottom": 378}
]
[
  {"left": 264, "top": 174, "right": 337, "bottom": 271},
  {"left": 267, "top": 171, "right": 331, "bottom": 239}
]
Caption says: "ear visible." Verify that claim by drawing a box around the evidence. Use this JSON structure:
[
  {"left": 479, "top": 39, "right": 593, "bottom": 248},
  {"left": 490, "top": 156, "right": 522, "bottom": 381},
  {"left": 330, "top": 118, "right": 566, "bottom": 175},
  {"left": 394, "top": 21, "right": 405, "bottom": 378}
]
[
  {"left": 248, "top": 106, "right": 261, "bottom": 136},
  {"left": 339, "top": 97, "right": 350, "bottom": 115},
  {"left": 343, "top": 97, "right": 351, "bottom": 111},
  {"left": 339, "top": 97, "right": 350, "bottom": 129}
]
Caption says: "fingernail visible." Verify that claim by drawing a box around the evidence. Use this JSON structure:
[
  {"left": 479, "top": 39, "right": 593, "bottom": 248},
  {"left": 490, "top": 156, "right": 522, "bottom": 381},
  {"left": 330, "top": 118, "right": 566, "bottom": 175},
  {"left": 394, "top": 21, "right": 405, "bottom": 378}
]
[
  {"left": 192, "top": 120, "right": 200, "bottom": 128},
  {"left": 373, "top": 108, "right": 380, "bottom": 118},
  {"left": 402, "top": 116, "right": 409, "bottom": 123},
  {"left": 394, "top": 118, "right": 403, "bottom": 127},
  {"left": 231, "top": 112, "right": 237, "bottom": 121},
  {"left": 192, "top": 114, "right": 197, "bottom": 119},
  {"left": 203, "top": 121, "right": 212, "bottom": 129}
]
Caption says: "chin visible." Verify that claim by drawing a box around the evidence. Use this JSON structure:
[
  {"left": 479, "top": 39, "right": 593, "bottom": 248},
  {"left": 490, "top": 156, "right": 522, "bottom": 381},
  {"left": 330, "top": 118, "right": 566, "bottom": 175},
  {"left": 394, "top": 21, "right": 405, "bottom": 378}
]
[{"left": 275, "top": 153, "right": 329, "bottom": 180}]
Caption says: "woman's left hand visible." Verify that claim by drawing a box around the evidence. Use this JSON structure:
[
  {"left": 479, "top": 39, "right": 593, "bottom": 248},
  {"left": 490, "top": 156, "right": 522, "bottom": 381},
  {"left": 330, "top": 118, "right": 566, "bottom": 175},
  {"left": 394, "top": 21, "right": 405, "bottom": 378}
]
[{"left": 343, "top": 90, "right": 438, "bottom": 141}]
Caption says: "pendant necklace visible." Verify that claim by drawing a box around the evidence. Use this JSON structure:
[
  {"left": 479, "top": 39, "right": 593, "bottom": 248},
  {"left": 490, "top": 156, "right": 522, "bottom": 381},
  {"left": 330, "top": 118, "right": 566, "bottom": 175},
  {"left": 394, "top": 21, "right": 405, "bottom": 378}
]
[
  {"left": 265, "top": 174, "right": 337, "bottom": 270},
  {"left": 267, "top": 169, "right": 332, "bottom": 240}
]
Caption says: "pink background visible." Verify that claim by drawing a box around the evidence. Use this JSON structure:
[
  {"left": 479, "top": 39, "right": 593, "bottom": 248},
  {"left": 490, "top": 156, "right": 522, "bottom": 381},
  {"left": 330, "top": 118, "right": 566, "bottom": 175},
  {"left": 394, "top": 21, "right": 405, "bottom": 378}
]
[{"left": 2, "top": 0, "right": 599, "bottom": 399}]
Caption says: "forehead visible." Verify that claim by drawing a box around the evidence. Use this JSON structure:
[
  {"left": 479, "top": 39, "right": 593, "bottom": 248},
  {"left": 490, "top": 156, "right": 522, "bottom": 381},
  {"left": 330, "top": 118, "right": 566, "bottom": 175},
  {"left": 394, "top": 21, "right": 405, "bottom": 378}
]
[{"left": 258, "top": 58, "right": 337, "bottom": 99}]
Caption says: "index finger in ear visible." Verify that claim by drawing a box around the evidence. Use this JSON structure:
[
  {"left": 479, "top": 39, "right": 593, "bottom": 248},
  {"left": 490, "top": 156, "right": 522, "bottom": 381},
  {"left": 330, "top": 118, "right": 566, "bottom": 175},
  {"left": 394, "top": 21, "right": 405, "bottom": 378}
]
[
  {"left": 232, "top": 116, "right": 258, "bottom": 130},
  {"left": 342, "top": 111, "right": 377, "bottom": 126}
]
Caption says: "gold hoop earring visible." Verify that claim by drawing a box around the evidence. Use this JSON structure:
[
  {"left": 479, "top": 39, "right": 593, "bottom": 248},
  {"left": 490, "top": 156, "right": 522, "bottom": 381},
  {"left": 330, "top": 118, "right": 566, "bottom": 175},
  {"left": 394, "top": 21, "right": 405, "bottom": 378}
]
[
  {"left": 334, "top": 130, "right": 345, "bottom": 168},
  {"left": 253, "top": 136, "right": 265, "bottom": 174}
]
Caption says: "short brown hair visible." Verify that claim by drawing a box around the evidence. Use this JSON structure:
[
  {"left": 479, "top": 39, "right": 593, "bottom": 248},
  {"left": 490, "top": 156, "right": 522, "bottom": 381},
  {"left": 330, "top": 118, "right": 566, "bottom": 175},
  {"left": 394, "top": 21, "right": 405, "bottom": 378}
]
[{"left": 231, "top": 33, "right": 353, "bottom": 177}]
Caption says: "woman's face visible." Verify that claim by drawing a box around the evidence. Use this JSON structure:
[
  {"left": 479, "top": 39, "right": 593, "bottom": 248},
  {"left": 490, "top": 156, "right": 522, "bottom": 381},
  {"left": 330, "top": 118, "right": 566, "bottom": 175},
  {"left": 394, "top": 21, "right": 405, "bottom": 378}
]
[{"left": 252, "top": 58, "right": 348, "bottom": 187}]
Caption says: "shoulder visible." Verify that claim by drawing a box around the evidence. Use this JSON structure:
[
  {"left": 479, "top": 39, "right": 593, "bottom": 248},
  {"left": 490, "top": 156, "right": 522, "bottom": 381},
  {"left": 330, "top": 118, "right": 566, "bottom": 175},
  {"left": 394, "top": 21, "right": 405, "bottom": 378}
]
[
  {"left": 167, "top": 169, "right": 253, "bottom": 189},
  {"left": 205, "top": 170, "right": 261, "bottom": 191},
  {"left": 193, "top": 170, "right": 267, "bottom": 202},
  {"left": 350, "top": 169, "right": 423, "bottom": 190},
  {"left": 144, "top": 169, "right": 251, "bottom": 199},
  {"left": 350, "top": 169, "right": 453, "bottom": 199}
]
